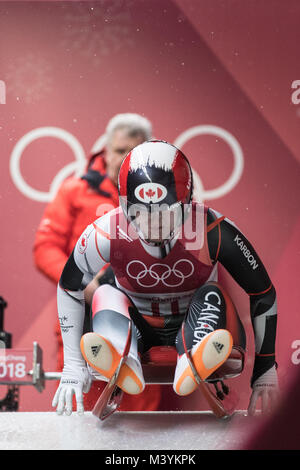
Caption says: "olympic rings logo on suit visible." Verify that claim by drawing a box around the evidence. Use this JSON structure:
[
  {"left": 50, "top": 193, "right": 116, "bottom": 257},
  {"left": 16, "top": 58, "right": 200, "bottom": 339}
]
[
  {"left": 126, "top": 259, "right": 195, "bottom": 288},
  {"left": 9, "top": 125, "right": 244, "bottom": 203}
]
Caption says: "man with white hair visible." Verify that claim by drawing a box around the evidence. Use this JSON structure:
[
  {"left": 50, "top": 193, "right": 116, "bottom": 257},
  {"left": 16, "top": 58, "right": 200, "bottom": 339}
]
[
  {"left": 33, "top": 113, "right": 160, "bottom": 411},
  {"left": 102, "top": 113, "right": 153, "bottom": 186}
]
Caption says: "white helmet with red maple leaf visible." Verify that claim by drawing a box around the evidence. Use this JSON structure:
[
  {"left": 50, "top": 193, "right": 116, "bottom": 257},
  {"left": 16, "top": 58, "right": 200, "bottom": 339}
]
[{"left": 118, "top": 140, "right": 193, "bottom": 243}]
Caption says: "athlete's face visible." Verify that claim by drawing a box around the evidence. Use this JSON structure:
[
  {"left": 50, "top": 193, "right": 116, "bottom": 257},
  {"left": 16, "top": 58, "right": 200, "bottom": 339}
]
[
  {"left": 130, "top": 203, "right": 183, "bottom": 243},
  {"left": 105, "top": 128, "right": 145, "bottom": 186}
]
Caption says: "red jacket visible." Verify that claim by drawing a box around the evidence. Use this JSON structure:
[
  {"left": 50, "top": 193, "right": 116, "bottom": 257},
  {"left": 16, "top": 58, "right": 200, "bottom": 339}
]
[{"left": 33, "top": 152, "right": 119, "bottom": 283}]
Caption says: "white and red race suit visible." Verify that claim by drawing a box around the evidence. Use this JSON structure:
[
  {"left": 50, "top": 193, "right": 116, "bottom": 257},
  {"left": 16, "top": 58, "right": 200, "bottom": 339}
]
[{"left": 58, "top": 201, "right": 277, "bottom": 391}]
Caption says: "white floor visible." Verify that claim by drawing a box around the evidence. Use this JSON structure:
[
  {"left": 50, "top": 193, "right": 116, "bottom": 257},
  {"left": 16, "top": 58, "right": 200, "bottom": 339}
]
[{"left": 0, "top": 410, "right": 258, "bottom": 450}]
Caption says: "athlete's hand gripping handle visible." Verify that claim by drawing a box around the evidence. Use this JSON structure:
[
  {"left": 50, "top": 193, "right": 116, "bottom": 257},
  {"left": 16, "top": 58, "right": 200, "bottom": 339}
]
[
  {"left": 52, "top": 363, "right": 92, "bottom": 415},
  {"left": 53, "top": 283, "right": 92, "bottom": 416},
  {"left": 247, "top": 364, "right": 280, "bottom": 416}
]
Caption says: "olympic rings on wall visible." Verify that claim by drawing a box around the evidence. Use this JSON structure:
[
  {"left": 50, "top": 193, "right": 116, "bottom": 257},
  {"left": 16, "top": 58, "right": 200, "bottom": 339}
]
[{"left": 9, "top": 125, "right": 244, "bottom": 203}]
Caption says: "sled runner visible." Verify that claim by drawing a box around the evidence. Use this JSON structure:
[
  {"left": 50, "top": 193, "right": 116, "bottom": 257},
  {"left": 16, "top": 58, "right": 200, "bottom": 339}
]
[
  {"left": 92, "top": 320, "right": 132, "bottom": 420},
  {"left": 91, "top": 339, "right": 245, "bottom": 421}
]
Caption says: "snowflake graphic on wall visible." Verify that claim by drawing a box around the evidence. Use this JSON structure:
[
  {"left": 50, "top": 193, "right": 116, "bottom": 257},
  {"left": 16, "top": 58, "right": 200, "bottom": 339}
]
[
  {"left": 5, "top": 53, "right": 53, "bottom": 104},
  {"left": 60, "top": 0, "right": 135, "bottom": 67}
]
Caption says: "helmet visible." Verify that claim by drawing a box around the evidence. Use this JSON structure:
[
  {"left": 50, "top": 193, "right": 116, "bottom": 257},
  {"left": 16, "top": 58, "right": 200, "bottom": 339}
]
[{"left": 118, "top": 140, "right": 193, "bottom": 243}]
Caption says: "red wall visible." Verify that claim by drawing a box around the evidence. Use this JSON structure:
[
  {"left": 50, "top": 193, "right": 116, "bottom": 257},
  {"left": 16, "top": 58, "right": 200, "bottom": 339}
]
[{"left": 0, "top": 0, "right": 299, "bottom": 416}]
